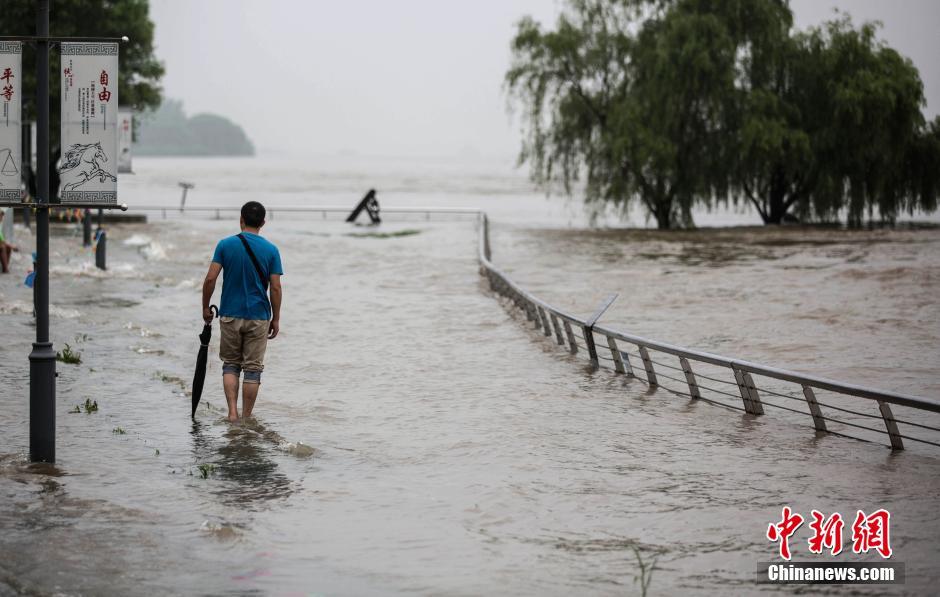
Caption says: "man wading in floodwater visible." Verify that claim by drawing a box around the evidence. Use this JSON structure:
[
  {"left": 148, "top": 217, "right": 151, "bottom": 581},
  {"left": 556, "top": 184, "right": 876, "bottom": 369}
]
[{"left": 202, "top": 201, "right": 283, "bottom": 422}]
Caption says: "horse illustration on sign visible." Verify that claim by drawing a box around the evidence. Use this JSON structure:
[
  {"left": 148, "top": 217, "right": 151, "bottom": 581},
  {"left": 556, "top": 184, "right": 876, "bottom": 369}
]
[{"left": 59, "top": 142, "right": 116, "bottom": 193}]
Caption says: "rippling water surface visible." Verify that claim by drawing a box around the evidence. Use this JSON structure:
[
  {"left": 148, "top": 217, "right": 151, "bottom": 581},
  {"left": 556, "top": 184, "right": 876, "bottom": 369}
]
[{"left": 1, "top": 157, "right": 938, "bottom": 595}]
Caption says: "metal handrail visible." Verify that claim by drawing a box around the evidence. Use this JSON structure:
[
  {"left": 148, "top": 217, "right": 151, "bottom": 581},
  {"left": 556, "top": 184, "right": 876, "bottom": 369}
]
[
  {"left": 476, "top": 212, "right": 940, "bottom": 450},
  {"left": 129, "top": 204, "right": 482, "bottom": 216}
]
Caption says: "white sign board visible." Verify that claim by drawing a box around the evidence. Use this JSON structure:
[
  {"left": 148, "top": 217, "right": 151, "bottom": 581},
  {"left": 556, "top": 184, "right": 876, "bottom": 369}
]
[
  {"left": 118, "top": 109, "right": 133, "bottom": 173},
  {"left": 0, "top": 42, "right": 23, "bottom": 201},
  {"left": 59, "top": 42, "right": 118, "bottom": 203}
]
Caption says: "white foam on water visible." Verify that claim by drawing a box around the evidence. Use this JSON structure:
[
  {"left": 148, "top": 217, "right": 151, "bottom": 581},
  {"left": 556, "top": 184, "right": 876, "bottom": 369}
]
[
  {"left": 140, "top": 242, "right": 169, "bottom": 261},
  {"left": 122, "top": 234, "right": 152, "bottom": 247},
  {"left": 50, "top": 261, "right": 138, "bottom": 279},
  {"left": 3, "top": 301, "right": 85, "bottom": 319}
]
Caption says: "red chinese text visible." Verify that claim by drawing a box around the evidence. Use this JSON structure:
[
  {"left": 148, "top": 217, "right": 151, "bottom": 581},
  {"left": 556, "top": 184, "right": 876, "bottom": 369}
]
[
  {"left": 767, "top": 506, "right": 804, "bottom": 561},
  {"left": 851, "top": 509, "right": 892, "bottom": 558},
  {"left": 808, "top": 510, "right": 844, "bottom": 556}
]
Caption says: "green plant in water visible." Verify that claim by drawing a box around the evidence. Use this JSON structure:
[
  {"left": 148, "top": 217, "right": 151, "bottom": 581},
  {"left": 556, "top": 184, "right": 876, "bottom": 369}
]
[
  {"left": 632, "top": 545, "right": 657, "bottom": 597},
  {"left": 112, "top": 427, "right": 126, "bottom": 435},
  {"left": 154, "top": 449, "right": 160, "bottom": 456},
  {"left": 69, "top": 405, "right": 81, "bottom": 414},
  {"left": 83, "top": 398, "right": 98, "bottom": 413},
  {"left": 197, "top": 463, "right": 215, "bottom": 479},
  {"left": 56, "top": 344, "right": 82, "bottom": 365}
]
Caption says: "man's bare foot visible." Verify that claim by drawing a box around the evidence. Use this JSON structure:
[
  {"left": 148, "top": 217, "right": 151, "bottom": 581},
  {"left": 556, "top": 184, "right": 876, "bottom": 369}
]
[{"left": 227, "top": 413, "right": 239, "bottom": 423}]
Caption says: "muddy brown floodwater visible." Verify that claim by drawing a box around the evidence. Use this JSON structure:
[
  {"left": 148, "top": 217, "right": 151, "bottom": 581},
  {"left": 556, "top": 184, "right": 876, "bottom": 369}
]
[{"left": 1, "top": 157, "right": 938, "bottom": 595}]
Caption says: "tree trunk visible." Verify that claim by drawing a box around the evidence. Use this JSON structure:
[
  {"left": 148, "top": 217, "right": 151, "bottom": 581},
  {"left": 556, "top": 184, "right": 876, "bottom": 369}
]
[
  {"left": 763, "top": 169, "right": 790, "bottom": 225},
  {"left": 653, "top": 200, "right": 673, "bottom": 229}
]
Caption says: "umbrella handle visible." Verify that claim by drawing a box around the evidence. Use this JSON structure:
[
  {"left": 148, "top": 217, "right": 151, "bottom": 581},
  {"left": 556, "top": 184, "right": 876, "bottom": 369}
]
[{"left": 210, "top": 305, "right": 218, "bottom": 319}]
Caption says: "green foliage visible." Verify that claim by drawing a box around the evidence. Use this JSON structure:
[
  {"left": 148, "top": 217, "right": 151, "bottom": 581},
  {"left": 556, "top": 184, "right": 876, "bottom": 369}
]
[
  {"left": 56, "top": 343, "right": 81, "bottom": 364},
  {"left": 0, "top": 0, "right": 164, "bottom": 117},
  {"left": 197, "top": 463, "right": 215, "bottom": 479},
  {"left": 112, "top": 427, "right": 126, "bottom": 435},
  {"left": 507, "top": 0, "right": 937, "bottom": 227},
  {"left": 83, "top": 398, "right": 98, "bottom": 413},
  {"left": 134, "top": 99, "right": 254, "bottom": 156}
]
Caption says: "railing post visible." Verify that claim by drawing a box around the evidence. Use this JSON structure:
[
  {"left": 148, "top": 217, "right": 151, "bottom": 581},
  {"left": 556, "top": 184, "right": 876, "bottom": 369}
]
[
  {"left": 679, "top": 357, "right": 700, "bottom": 399},
  {"left": 538, "top": 306, "right": 552, "bottom": 337},
  {"left": 743, "top": 373, "right": 764, "bottom": 415},
  {"left": 582, "top": 325, "right": 598, "bottom": 366},
  {"left": 732, "top": 367, "right": 764, "bottom": 415},
  {"left": 877, "top": 400, "right": 904, "bottom": 450},
  {"left": 607, "top": 336, "right": 625, "bottom": 374},
  {"left": 801, "top": 386, "right": 827, "bottom": 432},
  {"left": 581, "top": 294, "right": 618, "bottom": 368},
  {"left": 563, "top": 320, "right": 578, "bottom": 354},
  {"left": 638, "top": 346, "right": 657, "bottom": 385},
  {"left": 550, "top": 314, "right": 565, "bottom": 346}
]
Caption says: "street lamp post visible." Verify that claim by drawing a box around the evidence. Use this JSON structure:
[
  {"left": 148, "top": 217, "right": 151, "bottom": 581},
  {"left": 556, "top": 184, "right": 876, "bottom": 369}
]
[
  {"left": 29, "top": 0, "right": 55, "bottom": 463},
  {"left": 0, "top": 0, "right": 129, "bottom": 462}
]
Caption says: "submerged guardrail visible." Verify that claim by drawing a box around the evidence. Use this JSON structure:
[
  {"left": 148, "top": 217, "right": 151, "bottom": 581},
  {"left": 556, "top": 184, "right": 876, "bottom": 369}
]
[{"left": 476, "top": 212, "right": 940, "bottom": 451}]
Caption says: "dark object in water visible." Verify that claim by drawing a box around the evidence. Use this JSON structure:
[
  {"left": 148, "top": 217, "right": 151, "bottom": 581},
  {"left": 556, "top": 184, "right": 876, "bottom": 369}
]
[
  {"left": 345, "top": 189, "right": 380, "bottom": 224},
  {"left": 191, "top": 305, "right": 218, "bottom": 419}
]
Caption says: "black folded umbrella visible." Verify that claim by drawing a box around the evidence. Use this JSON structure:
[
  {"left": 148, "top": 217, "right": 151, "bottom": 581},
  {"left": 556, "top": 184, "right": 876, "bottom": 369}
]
[{"left": 191, "top": 305, "right": 218, "bottom": 419}]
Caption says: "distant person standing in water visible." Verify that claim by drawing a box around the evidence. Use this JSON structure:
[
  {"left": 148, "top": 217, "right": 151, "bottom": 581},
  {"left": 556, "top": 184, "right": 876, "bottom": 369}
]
[{"left": 202, "top": 201, "right": 283, "bottom": 422}]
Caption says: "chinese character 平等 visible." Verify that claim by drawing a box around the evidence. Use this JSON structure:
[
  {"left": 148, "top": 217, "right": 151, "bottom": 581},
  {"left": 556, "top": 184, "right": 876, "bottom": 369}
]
[
  {"left": 1, "top": 85, "right": 13, "bottom": 102},
  {"left": 0, "top": 68, "right": 13, "bottom": 83}
]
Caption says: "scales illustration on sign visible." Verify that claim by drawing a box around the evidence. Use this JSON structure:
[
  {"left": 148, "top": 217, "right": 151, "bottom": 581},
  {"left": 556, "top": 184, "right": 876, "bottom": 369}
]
[
  {"left": 58, "top": 141, "right": 116, "bottom": 193},
  {"left": 0, "top": 147, "right": 18, "bottom": 179}
]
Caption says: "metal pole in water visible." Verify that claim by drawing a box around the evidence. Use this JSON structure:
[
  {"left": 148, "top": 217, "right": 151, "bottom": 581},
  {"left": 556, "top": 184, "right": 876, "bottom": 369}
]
[
  {"left": 95, "top": 230, "right": 107, "bottom": 270},
  {"left": 82, "top": 209, "right": 91, "bottom": 246},
  {"left": 29, "top": 0, "right": 56, "bottom": 463}
]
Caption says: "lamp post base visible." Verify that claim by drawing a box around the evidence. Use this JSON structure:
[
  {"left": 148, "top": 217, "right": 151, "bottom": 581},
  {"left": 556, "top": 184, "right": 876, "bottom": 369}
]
[{"left": 29, "top": 341, "right": 56, "bottom": 463}]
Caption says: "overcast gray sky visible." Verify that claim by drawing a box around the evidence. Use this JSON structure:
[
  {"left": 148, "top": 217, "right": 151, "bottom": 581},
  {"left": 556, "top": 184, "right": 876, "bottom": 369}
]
[{"left": 148, "top": 0, "right": 939, "bottom": 159}]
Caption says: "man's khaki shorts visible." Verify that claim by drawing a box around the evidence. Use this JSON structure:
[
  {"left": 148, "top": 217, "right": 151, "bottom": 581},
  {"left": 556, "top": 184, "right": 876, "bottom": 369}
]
[{"left": 219, "top": 317, "right": 269, "bottom": 377}]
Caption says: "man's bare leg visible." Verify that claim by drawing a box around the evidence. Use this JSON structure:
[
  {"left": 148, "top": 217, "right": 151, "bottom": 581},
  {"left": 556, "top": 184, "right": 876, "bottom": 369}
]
[
  {"left": 223, "top": 373, "right": 240, "bottom": 422},
  {"left": 242, "top": 381, "right": 259, "bottom": 419},
  {"left": 0, "top": 245, "right": 9, "bottom": 273}
]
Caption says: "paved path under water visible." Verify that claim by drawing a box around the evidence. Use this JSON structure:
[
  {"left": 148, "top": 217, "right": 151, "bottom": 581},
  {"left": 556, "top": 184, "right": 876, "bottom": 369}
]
[{"left": 1, "top": 215, "right": 938, "bottom": 595}]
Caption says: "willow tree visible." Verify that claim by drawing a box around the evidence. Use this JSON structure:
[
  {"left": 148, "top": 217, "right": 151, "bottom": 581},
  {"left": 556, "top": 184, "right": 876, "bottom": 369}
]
[
  {"left": 804, "top": 17, "right": 928, "bottom": 225},
  {"left": 0, "top": 0, "right": 163, "bottom": 116},
  {"left": 507, "top": 0, "right": 739, "bottom": 229},
  {"left": 0, "top": 0, "right": 163, "bottom": 194}
]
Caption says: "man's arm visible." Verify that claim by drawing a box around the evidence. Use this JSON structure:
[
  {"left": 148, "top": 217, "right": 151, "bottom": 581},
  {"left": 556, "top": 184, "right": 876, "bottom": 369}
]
[
  {"left": 202, "top": 262, "right": 222, "bottom": 323},
  {"left": 268, "top": 273, "right": 282, "bottom": 339}
]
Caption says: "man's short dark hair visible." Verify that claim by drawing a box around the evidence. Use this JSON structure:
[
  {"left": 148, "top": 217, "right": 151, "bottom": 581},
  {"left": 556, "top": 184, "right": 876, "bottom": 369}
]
[{"left": 241, "top": 201, "right": 266, "bottom": 228}]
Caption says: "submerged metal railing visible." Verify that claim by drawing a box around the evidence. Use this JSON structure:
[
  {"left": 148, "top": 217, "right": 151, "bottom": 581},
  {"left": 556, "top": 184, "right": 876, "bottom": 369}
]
[
  {"left": 129, "top": 204, "right": 481, "bottom": 221},
  {"left": 476, "top": 212, "right": 940, "bottom": 451}
]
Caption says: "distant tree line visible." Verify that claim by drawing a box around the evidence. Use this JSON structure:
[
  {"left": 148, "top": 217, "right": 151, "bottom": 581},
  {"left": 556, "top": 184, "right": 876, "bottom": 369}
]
[
  {"left": 135, "top": 99, "right": 254, "bottom": 157},
  {"left": 0, "top": 0, "right": 163, "bottom": 196},
  {"left": 506, "top": 0, "right": 940, "bottom": 228}
]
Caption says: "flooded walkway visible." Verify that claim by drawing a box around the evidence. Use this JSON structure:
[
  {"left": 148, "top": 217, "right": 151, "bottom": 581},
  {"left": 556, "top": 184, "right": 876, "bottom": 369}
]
[{"left": 1, "top": 209, "right": 939, "bottom": 594}]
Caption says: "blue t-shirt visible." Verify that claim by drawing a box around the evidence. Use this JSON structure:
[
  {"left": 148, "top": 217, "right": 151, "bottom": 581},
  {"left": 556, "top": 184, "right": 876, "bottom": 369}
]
[{"left": 212, "top": 232, "right": 284, "bottom": 320}]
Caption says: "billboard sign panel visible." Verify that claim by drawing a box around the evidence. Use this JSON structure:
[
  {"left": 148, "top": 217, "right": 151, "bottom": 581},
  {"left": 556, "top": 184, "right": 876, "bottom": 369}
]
[{"left": 59, "top": 42, "right": 118, "bottom": 203}]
